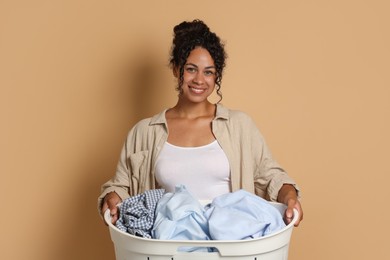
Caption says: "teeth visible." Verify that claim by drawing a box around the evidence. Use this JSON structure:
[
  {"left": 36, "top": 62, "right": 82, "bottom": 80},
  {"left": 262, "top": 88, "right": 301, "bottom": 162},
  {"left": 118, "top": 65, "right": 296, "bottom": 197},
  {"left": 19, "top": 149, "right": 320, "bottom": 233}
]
[{"left": 190, "top": 87, "right": 205, "bottom": 93}]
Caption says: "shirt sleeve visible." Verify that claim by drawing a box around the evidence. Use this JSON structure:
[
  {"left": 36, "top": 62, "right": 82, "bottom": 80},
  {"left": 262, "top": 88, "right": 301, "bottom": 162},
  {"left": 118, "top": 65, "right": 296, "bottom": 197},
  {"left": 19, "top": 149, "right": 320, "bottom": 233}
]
[
  {"left": 249, "top": 120, "right": 300, "bottom": 201},
  {"left": 97, "top": 136, "right": 131, "bottom": 216}
]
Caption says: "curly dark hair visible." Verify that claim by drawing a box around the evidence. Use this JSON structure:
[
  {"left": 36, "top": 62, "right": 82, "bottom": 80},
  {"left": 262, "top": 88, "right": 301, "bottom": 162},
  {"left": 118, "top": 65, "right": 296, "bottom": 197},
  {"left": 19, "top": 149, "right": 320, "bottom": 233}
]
[{"left": 169, "top": 19, "right": 227, "bottom": 102}]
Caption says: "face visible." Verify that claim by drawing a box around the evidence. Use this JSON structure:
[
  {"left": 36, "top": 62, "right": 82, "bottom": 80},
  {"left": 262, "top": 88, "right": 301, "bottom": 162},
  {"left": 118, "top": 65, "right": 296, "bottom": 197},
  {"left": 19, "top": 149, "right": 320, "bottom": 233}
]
[{"left": 178, "top": 47, "right": 216, "bottom": 103}]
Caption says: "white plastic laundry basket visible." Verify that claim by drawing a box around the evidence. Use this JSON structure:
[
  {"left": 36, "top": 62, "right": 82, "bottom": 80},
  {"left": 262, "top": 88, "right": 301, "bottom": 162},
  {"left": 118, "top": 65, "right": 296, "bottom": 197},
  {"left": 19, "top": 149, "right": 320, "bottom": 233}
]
[{"left": 104, "top": 202, "right": 298, "bottom": 260}]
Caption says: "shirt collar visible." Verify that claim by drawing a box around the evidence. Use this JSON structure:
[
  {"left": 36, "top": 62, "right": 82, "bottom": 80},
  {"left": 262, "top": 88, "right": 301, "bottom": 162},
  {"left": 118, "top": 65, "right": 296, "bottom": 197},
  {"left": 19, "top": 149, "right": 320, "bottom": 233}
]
[
  {"left": 150, "top": 108, "right": 168, "bottom": 126},
  {"left": 214, "top": 103, "right": 229, "bottom": 120},
  {"left": 149, "top": 103, "right": 229, "bottom": 126}
]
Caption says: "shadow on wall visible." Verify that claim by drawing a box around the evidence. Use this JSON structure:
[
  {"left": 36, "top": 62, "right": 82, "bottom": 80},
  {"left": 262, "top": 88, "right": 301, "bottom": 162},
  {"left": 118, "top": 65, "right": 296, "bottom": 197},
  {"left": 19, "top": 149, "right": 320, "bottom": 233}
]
[
  {"left": 50, "top": 44, "right": 170, "bottom": 260},
  {"left": 131, "top": 56, "right": 172, "bottom": 121},
  {"left": 124, "top": 39, "right": 174, "bottom": 123}
]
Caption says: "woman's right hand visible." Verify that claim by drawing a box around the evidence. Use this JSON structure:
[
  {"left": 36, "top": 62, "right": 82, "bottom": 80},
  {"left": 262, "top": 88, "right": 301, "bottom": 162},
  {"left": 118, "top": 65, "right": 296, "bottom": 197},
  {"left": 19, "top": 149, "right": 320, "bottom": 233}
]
[{"left": 101, "top": 191, "right": 122, "bottom": 225}]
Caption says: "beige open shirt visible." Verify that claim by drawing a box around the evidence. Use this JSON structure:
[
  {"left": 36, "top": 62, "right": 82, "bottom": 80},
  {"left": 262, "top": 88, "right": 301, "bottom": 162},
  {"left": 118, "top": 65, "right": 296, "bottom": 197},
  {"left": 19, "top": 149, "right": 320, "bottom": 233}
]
[{"left": 98, "top": 104, "right": 299, "bottom": 214}]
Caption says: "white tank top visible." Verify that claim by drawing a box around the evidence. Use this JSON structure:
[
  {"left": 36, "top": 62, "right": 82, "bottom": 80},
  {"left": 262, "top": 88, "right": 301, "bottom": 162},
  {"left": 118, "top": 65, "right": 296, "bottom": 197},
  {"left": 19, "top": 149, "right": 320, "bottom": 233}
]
[{"left": 155, "top": 140, "right": 231, "bottom": 200}]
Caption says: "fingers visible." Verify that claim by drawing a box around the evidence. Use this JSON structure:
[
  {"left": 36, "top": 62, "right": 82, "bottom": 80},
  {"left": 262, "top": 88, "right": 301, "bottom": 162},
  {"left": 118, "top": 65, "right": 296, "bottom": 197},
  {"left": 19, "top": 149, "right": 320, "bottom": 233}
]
[
  {"left": 292, "top": 200, "right": 303, "bottom": 227},
  {"left": 284, "top": 206, "right": 295, "bottom": 226},
  {"left": 101, "top": 192, "right": 122, "bottom": 225},
  {"left": 108, "top": 204, "right": 119, "bottom": 224},
  {"left": 277, "top": 184, "right": 303, "bottom": 226},
  {"left": 101, "top": 201, "right": 110, "bottom": 226},
  {"left": 284, "top": 199, "right": 303, "bottom": 227},
  {"left": 101, "top": 201, "right": 109, "bottom": 216}
]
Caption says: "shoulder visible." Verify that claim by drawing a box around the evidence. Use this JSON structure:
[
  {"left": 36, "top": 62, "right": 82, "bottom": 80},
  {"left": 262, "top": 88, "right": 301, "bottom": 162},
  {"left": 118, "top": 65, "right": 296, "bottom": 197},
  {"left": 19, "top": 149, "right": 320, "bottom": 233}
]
[
  {"left": 128, "top": 109, "right": 167, "bottom": 136},
  {"left": 215, "top": 104, "right": 264, "bottom": 142},
  {"left": 133, "top": 117, "right": 153, "bottom": 130},
  {"left": 217, "top": 104, "right": 256, "bottom": 125}
]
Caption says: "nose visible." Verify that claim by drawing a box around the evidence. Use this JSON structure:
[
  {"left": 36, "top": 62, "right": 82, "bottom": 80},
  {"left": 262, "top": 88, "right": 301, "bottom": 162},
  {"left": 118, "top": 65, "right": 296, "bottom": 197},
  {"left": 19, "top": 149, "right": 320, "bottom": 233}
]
[{"left": 193, "top": 72, "right": 204, "bottom": 85}]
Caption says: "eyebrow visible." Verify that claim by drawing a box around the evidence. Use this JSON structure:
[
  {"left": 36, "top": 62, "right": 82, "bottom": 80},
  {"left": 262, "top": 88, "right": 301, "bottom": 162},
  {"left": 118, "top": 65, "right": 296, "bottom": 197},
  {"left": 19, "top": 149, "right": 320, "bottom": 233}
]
[{"left": 185, "top": 63, "right": 216, "bottom": 70}]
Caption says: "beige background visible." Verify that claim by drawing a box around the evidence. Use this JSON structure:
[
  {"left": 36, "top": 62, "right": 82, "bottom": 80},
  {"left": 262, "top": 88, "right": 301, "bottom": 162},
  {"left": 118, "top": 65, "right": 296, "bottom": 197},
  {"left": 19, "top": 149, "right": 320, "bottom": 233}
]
[{"left": 1, "top": 0, "right": 389, "bottom": 259}]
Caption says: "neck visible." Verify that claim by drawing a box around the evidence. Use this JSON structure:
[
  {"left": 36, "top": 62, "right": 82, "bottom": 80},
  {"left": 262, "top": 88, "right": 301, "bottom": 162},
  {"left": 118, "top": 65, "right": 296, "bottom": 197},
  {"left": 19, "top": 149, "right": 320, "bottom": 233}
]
[{"left": 172, "top": 100, "right": 215, "bottom": 119}]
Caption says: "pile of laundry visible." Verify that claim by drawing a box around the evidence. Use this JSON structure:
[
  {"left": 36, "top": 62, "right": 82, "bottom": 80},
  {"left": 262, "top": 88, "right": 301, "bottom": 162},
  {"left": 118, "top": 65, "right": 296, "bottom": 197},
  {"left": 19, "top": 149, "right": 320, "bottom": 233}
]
[{"left": 115, "top": 185, "right": 286, "bottom": 246}]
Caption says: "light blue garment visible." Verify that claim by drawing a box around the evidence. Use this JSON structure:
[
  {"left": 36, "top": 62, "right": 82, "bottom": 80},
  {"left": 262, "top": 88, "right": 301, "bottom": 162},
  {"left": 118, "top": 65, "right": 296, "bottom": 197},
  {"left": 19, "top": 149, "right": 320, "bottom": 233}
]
[
  {"left": 204, "top": 189, "right": 286, "bottom": 240},
  {"left": 152, "top": 185, "right": 211, "bottom": 252},
  {"left": 152, "top": 186, "right": 286, "bottom": 250}
]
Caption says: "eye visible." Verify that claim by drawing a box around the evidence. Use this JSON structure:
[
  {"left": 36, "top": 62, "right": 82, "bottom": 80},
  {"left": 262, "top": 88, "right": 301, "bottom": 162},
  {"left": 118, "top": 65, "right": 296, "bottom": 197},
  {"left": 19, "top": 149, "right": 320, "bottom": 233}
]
[
  {"left": 204, "top": 70, "right": 215, "bottom": 76},
  {"left": 185, "top": 67, "right": 197, "bottom": 73}
]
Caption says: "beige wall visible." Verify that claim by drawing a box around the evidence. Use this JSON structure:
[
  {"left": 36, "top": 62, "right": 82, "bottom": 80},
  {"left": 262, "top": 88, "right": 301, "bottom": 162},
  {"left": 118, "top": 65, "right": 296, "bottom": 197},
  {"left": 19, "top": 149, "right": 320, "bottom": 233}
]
[{"left": 1, "top": 0, "right": 389, "bottom": 259}]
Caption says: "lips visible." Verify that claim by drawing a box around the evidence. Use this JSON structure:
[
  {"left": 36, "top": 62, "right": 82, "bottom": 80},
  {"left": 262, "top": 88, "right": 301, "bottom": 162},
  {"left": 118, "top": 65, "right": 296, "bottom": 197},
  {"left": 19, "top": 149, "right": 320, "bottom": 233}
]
[{"left": 189, "top": 86, "right": 206, "bottom": 94}]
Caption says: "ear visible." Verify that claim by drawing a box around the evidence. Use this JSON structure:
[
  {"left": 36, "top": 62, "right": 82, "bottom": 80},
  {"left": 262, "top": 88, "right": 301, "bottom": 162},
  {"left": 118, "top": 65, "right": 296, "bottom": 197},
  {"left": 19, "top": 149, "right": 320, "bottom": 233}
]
[{"left": 172, "top": 66, "right": 179, "bottom": 78}]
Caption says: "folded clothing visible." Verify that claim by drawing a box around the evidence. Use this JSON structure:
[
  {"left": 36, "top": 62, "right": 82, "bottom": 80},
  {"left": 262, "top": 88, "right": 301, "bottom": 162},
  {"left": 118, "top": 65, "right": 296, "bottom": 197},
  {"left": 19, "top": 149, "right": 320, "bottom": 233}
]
[
  {"left": 116, "top": 189, "right": 165, "bottom": 238},
  {"left": 205, "top": 189, "right": 286, "bottom": 240}
]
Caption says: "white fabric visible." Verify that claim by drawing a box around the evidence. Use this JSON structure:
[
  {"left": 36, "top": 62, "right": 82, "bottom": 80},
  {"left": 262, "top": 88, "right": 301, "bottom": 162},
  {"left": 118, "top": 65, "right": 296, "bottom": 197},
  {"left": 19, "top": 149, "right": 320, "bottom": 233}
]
[{"left": 155, "top": 140, "right": 231, "bottom": 200}]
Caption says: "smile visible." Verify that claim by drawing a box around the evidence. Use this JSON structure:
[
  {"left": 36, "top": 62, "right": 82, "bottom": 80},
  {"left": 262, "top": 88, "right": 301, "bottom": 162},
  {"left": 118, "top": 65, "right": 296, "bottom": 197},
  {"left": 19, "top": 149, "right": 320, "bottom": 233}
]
[{"left": 189, "top": 86, "right": 206, "bottom": 94}]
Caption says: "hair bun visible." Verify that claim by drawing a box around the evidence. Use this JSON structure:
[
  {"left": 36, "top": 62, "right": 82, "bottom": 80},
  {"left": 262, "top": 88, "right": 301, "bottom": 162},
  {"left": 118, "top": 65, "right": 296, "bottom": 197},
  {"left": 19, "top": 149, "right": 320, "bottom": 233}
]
[{"left": 173, "top": 19, "right": 210, "bottom": 40}]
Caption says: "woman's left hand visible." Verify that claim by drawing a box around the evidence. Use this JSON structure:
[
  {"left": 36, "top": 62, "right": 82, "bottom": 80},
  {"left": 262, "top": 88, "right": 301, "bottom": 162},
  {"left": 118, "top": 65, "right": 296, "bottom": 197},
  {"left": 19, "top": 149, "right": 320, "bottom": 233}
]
[{"left": 277, "top": 184, "right": 303, "bottom": 227}]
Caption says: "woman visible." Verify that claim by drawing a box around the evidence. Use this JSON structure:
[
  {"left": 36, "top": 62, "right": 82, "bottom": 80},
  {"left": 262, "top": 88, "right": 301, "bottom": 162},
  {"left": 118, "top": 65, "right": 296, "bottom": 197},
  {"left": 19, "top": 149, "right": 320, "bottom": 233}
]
[{"left": 99, "top": 19, "right": 303, "bottom": 227}]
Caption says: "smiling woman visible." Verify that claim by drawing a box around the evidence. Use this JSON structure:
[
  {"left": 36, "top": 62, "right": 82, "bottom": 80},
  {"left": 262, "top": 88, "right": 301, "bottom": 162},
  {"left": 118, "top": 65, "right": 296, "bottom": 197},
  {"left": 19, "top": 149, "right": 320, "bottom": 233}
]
[
  {"left": 98, "top": 19, "right": 303, "bottom": 228},
  {"left": 176, "top": 47, "right": 217, "bottom": 104}
]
